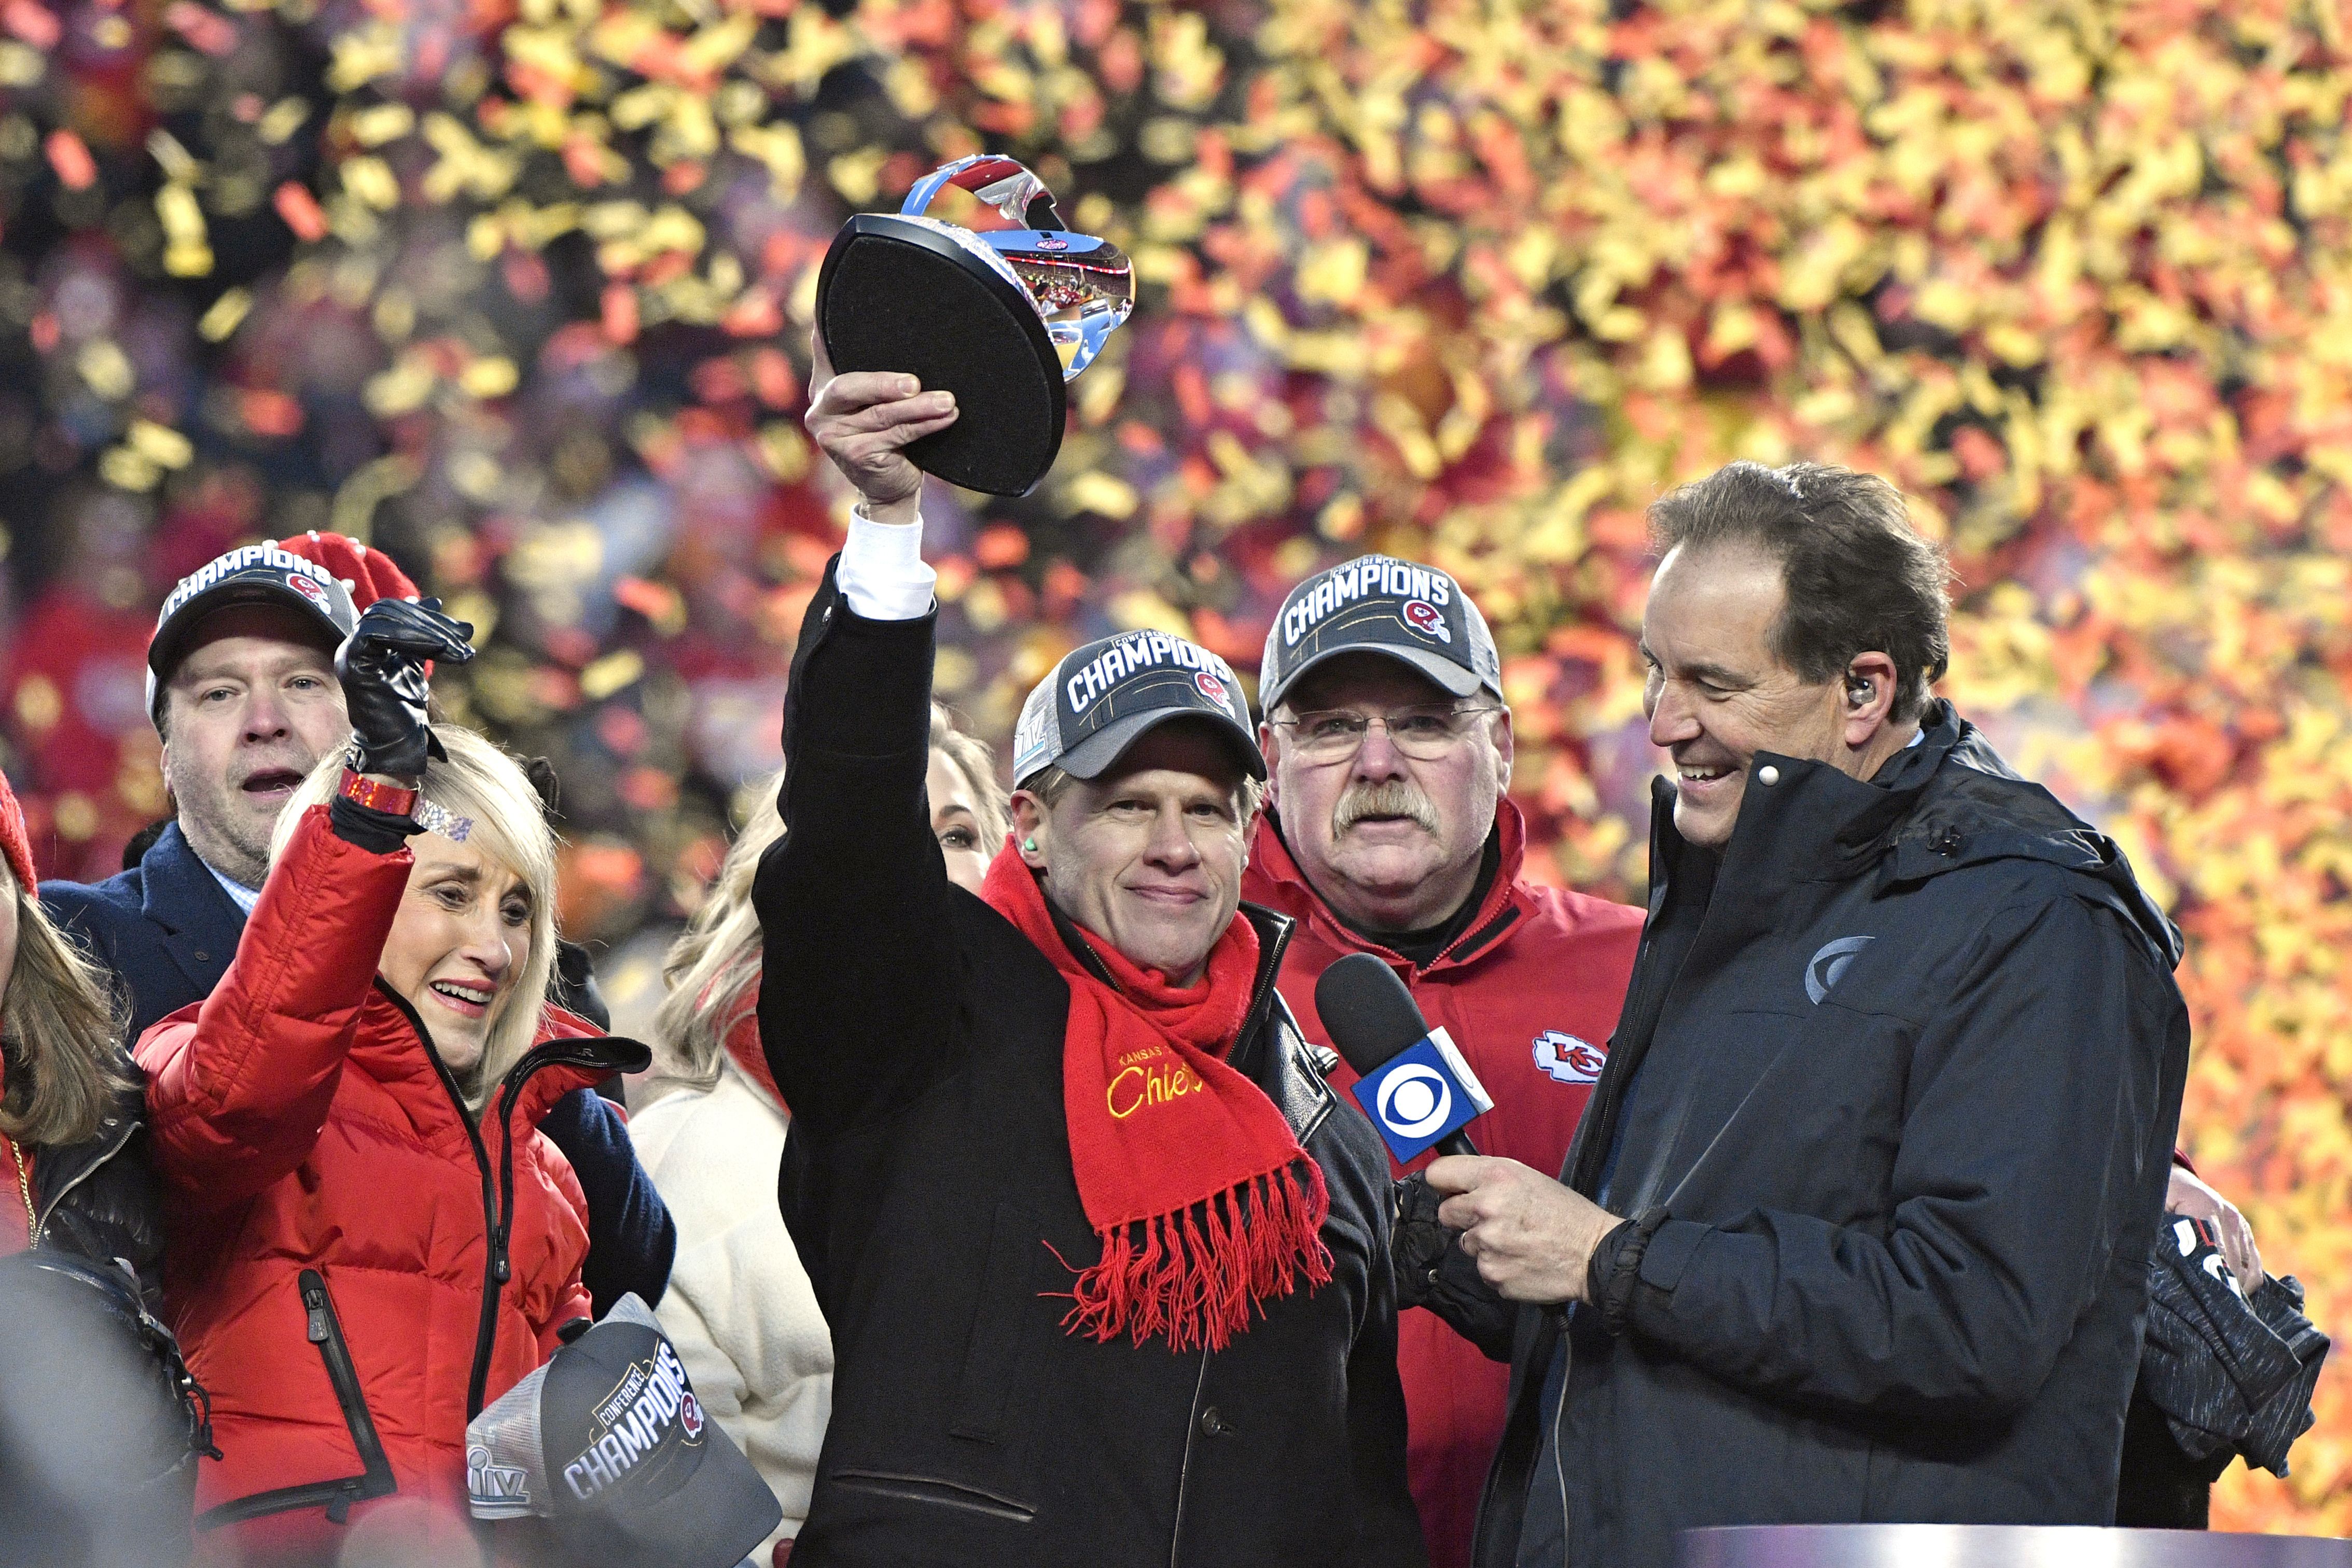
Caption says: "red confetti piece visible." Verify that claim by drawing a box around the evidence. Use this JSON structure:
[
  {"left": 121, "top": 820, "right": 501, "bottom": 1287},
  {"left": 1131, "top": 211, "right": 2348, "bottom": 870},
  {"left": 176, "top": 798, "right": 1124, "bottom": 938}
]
[
  {"left": 4, "top": 0, "right": 60, "bottom": 49},
  {"left": 238, "top": 389, "right": 304, "bottom": 437},
  {"left": 162, "top": 0, "right": 236, "bottom": 55},
  {"left": 44, "top": 129, "right": 95, "bottom": 191},
  {"left": 601, "top": 284, "right": 639, "bottom": 345},
  {"left": 272, "top": 182, "right": 327, "bottom": 242}
]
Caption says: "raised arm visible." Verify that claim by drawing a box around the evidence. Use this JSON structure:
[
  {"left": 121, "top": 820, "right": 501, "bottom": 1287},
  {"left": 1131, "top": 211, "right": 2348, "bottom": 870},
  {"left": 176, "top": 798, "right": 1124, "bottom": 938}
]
[
  {"left": 754, "top": 339, "right": 966, "bottom": 1133},
  {"left": 138, "top": 597, "right": 478, "bottom": 1205},
  {"left": 137, "top": 804, "right": 412, "bottom": 1202}
]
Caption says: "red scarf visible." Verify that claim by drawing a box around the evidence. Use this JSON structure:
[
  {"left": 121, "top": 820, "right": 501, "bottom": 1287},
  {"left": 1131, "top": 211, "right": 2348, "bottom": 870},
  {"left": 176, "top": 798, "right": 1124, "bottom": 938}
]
[
  {"left": 981, "top": 843, "right": 1331, "bottom": 1352},
  {"left": 718, "top": 984, "right": 787, "bottom": 1113}
]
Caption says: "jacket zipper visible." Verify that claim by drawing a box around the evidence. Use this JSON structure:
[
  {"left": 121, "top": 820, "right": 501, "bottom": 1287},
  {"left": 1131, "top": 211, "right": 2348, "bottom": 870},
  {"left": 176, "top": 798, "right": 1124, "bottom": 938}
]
[
  {"left": 29, "top": 1110, "right": 138, "bottom": 1244},
  {"left": 1436, "top": 903, "right": 1521, "bottom": 968},
  {"left": 373, "top": 984, "right": 617, "bottom": 1419},
  {"left": 375, "top": 982, "right": 513, "bottom": 1420},
  {"left": 198, "top": 1268, "right": 398, "bottom": 1529},
  {"left": 1167, "top": 1347, "right": 1213, "bottom": 1568}
]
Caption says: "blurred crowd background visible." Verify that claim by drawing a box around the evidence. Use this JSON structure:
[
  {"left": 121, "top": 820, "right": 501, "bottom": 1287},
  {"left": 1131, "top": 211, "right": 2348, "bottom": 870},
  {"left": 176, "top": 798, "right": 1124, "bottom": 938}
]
[{"left": 2, "top": 0, "right": 2348, "bottom": 1530}]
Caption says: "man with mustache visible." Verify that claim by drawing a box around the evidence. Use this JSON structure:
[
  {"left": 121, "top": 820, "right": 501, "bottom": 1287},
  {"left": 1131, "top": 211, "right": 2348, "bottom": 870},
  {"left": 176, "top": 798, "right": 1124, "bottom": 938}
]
[
  {"left": 1242, "top": 556, "right": 1644, "bottom": 1568},
  {"left": 1419, "top": 461, "right": 2191, "bottom": 1567},
  {"left": 39, "top": 534, "right": 675, "bottom": 1318}
]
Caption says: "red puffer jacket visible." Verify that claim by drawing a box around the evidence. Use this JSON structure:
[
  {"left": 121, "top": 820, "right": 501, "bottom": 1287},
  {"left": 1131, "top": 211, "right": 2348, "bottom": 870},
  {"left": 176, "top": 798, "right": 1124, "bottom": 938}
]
[{"left": 136, "top": 804, "right": 645, "bottom": 1549}]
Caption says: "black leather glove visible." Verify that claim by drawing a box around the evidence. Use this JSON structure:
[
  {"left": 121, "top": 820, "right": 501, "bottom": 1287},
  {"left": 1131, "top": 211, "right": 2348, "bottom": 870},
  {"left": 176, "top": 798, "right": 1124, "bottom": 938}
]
[
  {"left": 336, "top": 597, "right": 476, "bottom": 779},
  {"left": 1394, "top": 1172, "right": 1455, "bottom": 1310}
]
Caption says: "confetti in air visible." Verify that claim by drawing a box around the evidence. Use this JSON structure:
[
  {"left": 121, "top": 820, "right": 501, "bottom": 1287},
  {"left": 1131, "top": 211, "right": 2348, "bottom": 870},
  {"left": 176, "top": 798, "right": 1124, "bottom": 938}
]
[{"left": 5, "top": 0, "right": 2352, "bottom": 1528}]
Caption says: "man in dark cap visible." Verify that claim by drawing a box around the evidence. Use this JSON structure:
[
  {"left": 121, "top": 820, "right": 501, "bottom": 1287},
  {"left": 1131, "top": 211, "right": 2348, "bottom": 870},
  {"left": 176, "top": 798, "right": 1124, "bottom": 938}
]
[
  {"left": 757, "top": 352, "right": 1424, "bottom": 1566},
  {"left": 1244, "top": 556, "right": 1641, "bottom": 1568}
]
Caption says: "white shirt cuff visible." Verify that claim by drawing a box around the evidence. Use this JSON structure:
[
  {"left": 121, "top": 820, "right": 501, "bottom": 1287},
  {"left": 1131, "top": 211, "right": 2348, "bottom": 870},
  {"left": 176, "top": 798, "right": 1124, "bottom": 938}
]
[{"left": 836, "top": 507, "right": 936, "bottom": 621}]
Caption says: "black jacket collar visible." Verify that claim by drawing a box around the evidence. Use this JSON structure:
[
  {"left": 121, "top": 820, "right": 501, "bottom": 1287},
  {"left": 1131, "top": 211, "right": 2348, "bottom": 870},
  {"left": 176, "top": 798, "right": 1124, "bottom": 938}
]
[{"left": 1649, "top": 699, "right": 2181, "bottom": 969}]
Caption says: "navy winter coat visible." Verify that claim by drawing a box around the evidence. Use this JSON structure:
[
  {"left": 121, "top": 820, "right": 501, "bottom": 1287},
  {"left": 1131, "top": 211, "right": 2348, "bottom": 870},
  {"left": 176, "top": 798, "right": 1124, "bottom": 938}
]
[{"left": 1441, "top": 703, "right": 2191, "bottom": 1568}]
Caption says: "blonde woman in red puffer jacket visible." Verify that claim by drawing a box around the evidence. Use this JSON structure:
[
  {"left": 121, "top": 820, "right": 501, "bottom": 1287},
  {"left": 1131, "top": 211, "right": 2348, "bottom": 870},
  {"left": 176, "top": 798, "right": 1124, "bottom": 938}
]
[{"left": 137, "top": 601, "right": 646, "bottom": 1564}]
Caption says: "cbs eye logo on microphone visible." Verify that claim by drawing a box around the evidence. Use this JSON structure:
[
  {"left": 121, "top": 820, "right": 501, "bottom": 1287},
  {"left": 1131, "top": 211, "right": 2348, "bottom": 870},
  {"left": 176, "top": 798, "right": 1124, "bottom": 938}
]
[{"left": 1351, "top": 1028, "right": 1494, "bottom": 1163}]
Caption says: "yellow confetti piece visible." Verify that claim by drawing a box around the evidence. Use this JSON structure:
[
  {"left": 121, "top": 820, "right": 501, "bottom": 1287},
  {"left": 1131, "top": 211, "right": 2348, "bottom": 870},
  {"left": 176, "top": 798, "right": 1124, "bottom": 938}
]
[
  {"left": 0, "top": 42, "right": 42, "bottom": 87},
  {"left": 77, "top": 340, "right": 135, "bottom": 400},
  {"left": 146, "top": 129, "right": 202, "bottom": 185},
  {"left": 98, "top": 446, "right": 161, "bottom": 490},
  {"left": 363, "top": 359, "right": 436, "bottom": 418},
  {"left": 579, "top": 649, "right": 645, "bottom": 701},
  {"left": 1062, "top": 471, "right": 1139, "bottom": 519},
  {"left": 341, "top": 155, "right": 401, "bottom": 209},
  {"left": 459, "top": 357, "right": 520, "bottom": 399},
  {"left": 127, "top": 420, "right": 194, "bottom": 468},
  {"left": 257, "top": 97, "right": 310, "bottom": 145},
  {"left": 198, "top": 288, "right": 253, "bottom": 341},
  {"left": 349, "top": 103, "right": 416, "bottom": 146}
]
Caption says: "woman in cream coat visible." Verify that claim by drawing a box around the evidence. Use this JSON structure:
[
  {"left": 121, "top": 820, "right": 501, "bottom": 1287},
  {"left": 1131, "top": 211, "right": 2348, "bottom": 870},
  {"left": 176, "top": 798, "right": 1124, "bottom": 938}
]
[{"left": 630, "top": 705, "right": 1008, "bottom": 1563}]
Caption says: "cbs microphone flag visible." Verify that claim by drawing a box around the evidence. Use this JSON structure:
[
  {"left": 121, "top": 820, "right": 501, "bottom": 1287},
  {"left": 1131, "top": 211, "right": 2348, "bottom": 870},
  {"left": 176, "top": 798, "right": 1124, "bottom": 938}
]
[{"left": 1350, "top": 1027, "right": 1493, "bottom": 1163}]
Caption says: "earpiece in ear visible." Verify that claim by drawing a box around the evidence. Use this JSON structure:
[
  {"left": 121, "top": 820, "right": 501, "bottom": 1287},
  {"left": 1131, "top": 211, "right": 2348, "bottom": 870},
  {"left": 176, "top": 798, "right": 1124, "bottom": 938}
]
[
  {"left": 1847, "top": 678, "right": 1872, "bottom": 706},
  {"left": 1022, "top": 837, "right": 1038, "bottom": 853}
]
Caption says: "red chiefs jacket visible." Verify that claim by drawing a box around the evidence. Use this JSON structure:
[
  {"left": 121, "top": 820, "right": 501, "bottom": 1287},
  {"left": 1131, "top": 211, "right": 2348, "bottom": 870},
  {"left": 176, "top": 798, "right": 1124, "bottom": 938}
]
[
  {"left": 136, "top": 804, "right": 644, "bottom": 1548},
  {"left": 1243, "top": 802, "right": 1642, "bottom": 1568}
]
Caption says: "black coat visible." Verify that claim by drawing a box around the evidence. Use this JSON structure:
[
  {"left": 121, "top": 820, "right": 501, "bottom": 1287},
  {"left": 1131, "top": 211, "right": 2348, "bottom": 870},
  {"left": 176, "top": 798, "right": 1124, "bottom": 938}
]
[
  {"left": 40, "top": 822, "right": 675, "bottom": 1316},
  {"left": 24, "top": 1061, "right": 165, "bottom": 1306},
  {"left": 757, "top": 565, "right": 1425, "bottom": 1568},
  {"left": 1444, "top": 704, "right": 2191, "bottom": 1568}
]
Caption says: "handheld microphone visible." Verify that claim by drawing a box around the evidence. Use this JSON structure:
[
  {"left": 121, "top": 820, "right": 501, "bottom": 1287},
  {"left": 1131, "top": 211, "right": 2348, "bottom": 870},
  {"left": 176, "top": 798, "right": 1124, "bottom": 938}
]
[{"left": 1314, "top": 953, "right": 1492, "bottom": 1163}]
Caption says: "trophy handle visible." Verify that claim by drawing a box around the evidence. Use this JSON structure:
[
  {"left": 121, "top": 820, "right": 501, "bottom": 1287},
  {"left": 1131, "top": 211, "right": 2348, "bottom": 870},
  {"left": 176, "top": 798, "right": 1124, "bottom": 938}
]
[{"left": 901, "top": 154, "right": 1066, "bottom": 232}]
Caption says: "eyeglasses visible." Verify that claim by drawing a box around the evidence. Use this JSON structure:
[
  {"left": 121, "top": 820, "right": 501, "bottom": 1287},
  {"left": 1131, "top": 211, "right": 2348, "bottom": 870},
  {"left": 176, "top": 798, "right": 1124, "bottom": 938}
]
[{"left": 1270, "top": 704, "right": 1504, "bottom": 763}]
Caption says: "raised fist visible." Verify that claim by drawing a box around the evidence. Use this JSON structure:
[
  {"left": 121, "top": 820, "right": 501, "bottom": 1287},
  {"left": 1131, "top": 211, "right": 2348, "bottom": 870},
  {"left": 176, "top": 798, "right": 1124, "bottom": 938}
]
[
  {"left": 802, "top": 328, "right": 958, "bottom": 524},
  {"left": 336, "top": 597, "right": 476, "bottom": 781}
]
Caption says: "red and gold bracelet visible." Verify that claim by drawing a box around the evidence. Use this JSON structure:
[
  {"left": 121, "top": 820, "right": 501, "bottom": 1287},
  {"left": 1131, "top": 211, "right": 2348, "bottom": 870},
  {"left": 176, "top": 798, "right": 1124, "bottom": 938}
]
[
  {"left": 337, "top": 764, "right": 474, "bottom": 841},
  {"left": 337, "top": 767, "right": 418, "bottom": 817}
]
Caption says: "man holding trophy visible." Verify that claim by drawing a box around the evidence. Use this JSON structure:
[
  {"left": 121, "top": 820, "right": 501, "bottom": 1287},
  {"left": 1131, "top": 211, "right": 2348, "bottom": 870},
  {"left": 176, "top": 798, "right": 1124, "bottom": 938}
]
[{"left": 753, "top": 158, "right": 1426, "bottom": 1568}]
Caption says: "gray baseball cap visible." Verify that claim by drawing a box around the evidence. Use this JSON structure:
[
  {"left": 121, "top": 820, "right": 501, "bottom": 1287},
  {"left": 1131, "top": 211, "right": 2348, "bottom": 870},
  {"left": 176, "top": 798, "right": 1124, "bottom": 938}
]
[
  {"left": 1013, "top": 629, "right": 1265, "bottom": 788},
  {"left": 1259, "top": 554, "right": 1502, "bottom": 713}
]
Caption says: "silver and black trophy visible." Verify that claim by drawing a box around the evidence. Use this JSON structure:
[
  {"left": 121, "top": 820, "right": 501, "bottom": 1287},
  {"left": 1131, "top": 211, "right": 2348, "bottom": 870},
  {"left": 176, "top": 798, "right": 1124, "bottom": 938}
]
[{"left": 815, "top": 154, "right": 1135, "bottom": 496}]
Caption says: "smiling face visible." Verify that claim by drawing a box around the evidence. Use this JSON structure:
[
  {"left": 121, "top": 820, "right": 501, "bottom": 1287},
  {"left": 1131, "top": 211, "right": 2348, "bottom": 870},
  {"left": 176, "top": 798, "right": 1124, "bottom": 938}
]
[
  {"left": 928, "top": 746, "right": 994, "bottom": 894},
  {"left": 377, "top": 834, "right": 535, "bottom": 1076},
  {"left": 1261, "top": 653, "right": 1511, "bottom": 933},
  {"left": 160, "top": 606, "right": 352, "bottom": 887},
  {"left": 1640, "top": 542, "right": 1908, "bottom": 848},
  {"left": 1011, "top": 724, "right": 1255, "bottom": 987}
]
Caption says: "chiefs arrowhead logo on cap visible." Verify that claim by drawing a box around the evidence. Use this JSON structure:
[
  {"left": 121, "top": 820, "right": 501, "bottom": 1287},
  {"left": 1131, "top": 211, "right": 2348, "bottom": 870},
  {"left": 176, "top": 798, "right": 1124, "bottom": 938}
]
[
  {"left": 289, "top": 573, "right": 331, "bottom": 610},
  {"left": 1194, "top": 669, "right": 1227, "bottom": 704}
]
